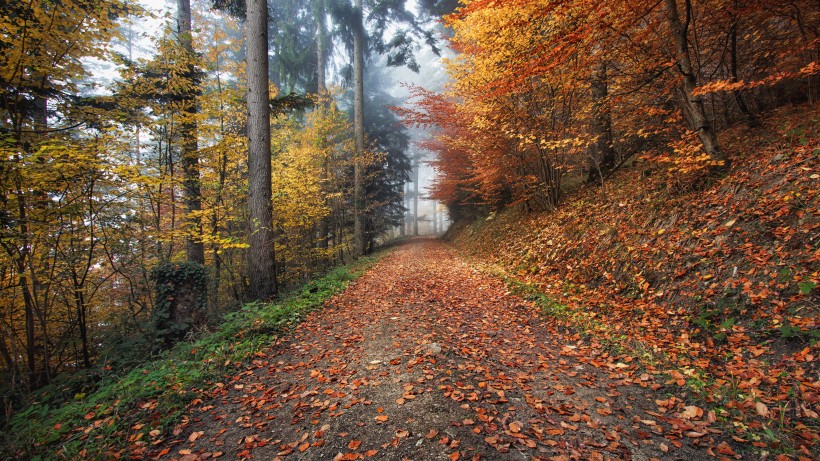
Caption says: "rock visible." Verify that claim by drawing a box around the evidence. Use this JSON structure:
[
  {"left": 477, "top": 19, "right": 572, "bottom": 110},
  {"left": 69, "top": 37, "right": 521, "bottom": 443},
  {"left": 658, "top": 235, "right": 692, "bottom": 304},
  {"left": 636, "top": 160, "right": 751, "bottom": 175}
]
[{"left": 425, "top": 342, "right": 442, "bottom": 356}]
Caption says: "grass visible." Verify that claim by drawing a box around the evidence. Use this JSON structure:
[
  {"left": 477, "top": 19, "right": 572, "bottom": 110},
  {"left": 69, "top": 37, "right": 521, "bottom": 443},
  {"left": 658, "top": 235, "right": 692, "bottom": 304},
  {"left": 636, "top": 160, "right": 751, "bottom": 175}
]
[{"left": 2, "top": 253, "right": 384, "bottom": 460}]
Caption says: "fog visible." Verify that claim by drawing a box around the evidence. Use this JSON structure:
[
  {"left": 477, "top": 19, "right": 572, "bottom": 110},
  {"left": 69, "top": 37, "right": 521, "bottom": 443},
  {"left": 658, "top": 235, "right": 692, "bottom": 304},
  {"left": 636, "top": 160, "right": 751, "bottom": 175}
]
[{"left": 116, "top": 0, "right": 453, "bottom": 237}]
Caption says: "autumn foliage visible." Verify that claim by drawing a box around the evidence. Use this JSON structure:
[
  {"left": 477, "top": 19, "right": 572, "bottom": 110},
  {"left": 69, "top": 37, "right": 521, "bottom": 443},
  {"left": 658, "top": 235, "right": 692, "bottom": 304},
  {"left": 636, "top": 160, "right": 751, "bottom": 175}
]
[
  {"left": 0, "top": 1, "right": 400, "bottom": 403},
  {"left": 449, "top": 106, "right": 819, "bottom": 456},
  {"left": 399, "top": 0, "right": 819, "bottom": 214}
]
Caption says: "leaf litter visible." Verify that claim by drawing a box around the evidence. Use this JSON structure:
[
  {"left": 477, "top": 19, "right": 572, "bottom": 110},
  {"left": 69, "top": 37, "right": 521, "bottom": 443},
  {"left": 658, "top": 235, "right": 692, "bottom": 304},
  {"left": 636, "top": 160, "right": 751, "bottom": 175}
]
[{"left": 149, "top": 239, "right": 741, "bottom": 460}]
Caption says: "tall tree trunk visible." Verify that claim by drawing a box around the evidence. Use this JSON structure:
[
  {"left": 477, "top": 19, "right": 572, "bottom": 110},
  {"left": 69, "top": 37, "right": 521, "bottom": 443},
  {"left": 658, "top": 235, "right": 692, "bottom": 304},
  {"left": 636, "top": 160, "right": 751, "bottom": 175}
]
[
  {"left": 664, "top": 0, "right": 728, "bottom": 169},
  {"left": 316, "top": 0, "right": 330, "bottom": 250},
  {"left": 246, "top": 0, "right": 278, "bottom": 300},
  {"left": 353, "top": 0, "right": 366, "bottom": 256},
  {"left": 413, "top": 152, "right": 419, "bottom": 236},
  {"left": 587, "top": 62, "right": 616, "bottom": 183},
  {"left": 728, "top": 9, "right": 757, "bottom": 127},
  {"left": 316, "top": 0, "right": 327, "bottom": 97},
  {"left": 177, "top": 0, "right": 205, "bottom": 264},
  {"left": 399, "top": 183, "right": 406, "bottom": 237},
  {"left": 13, "top": 185, "right": 38, "bottom": 389}
]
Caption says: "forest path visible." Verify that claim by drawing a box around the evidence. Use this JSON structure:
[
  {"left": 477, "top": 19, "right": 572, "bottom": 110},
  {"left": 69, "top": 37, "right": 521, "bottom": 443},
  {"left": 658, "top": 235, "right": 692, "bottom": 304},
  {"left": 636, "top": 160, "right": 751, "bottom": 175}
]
[{"left": 157, "top": 239, "right": 718, "bottom": 461}]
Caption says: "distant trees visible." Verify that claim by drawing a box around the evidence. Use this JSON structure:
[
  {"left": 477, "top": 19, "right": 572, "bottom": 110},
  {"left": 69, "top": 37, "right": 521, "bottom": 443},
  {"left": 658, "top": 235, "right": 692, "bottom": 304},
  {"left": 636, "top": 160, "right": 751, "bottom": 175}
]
[{"left": 400, "top": 0, "right": 818, "bottom": 216}]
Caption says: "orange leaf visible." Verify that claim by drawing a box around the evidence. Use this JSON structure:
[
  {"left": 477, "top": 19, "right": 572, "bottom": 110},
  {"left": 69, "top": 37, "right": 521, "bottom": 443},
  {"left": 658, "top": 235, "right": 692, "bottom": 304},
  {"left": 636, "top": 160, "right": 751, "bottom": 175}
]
[{"left": 716, "top": 441, "right": 736, "bottom": 456}]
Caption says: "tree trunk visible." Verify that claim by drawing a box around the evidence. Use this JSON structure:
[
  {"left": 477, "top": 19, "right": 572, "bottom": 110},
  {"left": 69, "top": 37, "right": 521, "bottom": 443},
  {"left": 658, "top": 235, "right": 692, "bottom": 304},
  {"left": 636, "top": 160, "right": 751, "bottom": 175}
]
[
  {"left": 74, "top": 291, "right": 91, "bottom": 368},
  {"left": 246, "top": 0, "right": 278, "bottom": 300},
  {"left": 729, "top": 11, "right": 757, "bottom": 127},
  {"left": 664, "top": 0, "right": 728, "bottom": 168},
  {"left": 316, "top": 0, "right": 330, "bottom": 250},
  {"left": 316, "top": 0, "right": 327, "bottom": 97},
  {"left": 177, "top": 0, "right": 205, "bottom": 264},
  {"left": 352, "top": 0, "right": 366, "bottom": 256},
  {"left": 587, "top": 62, "right": 616, "bottom": 183},
  {"left": 413, "top": 152, "right": 419, "bottom": 236},
  {"left": 399, "top": 183, "right": 406, "bottom": 237}
]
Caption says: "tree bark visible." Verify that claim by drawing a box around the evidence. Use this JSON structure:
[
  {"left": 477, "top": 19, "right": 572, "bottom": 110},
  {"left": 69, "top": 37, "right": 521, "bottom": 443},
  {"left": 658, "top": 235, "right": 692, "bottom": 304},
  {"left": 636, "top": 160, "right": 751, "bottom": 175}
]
[
  {"left": 413, "top": 152, "right": 419, "bottom": 236},
  {"left": 587, "top": 62, "right": 616, "bottom": 183},
  {"left": 728, "top": 10, "right": 757, "bottom": 127},
  {"left": 353, "top": 0, "right": 366, "bottom": 256},
  {"left": 177, "top": 0, "right": 205, "bottom": 264},
  {"left": 246, "top": 0, "right": 278, "bottom": 300},
  {"left": 399, "top": 182, "right": 406, "bottom": 237},
  {"left": 316, "top": 0, "right": 330, "bottom": 250},
  {"left": 316, "top": 0, "right": 327, "bottom": 97},
  {"left": 664, "top": 0, "right": 728, "bottom": 168}
]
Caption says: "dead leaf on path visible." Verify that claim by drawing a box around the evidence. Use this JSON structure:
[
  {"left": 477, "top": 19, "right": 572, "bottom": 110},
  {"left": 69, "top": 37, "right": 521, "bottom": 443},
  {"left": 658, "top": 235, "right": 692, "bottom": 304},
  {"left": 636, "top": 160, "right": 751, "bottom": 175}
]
[
  {"left": 681, "top": 405, "right": 703, "bottom": 419},
  {"left": 755, "top": 401, "right": 770, "bottom": 418},
  {"left": 716, "top": 441, "right": 737, "bottom": 456}
]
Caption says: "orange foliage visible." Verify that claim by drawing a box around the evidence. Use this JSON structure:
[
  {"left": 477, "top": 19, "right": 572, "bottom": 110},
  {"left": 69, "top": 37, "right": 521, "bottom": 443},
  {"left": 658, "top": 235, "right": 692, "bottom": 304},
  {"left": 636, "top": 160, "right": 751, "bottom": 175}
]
[{"left": 403, "top": 0, "right": 818, "bottom": 212}]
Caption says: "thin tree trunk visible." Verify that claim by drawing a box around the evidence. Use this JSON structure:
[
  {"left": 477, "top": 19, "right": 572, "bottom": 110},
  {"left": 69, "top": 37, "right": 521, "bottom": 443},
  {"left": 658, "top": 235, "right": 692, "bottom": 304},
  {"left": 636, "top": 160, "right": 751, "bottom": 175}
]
[
  {"left": 74, "top": 292, "right": 91, "bottom": 368},
  {"left": 177, "top": 0, "right": 205, "bottom": 264},
  {"left": 587, "top": 62, "right": 616, "bottom": 183},
  {"left": 353, "top": 0, "right": 366, "bottom": 256},
  {"left": 316, "top": 0, "right": 330, "bottom": 250},
  {"left": 399, "top": 183, "right": 406, "bottom": 237},
  {"left": 664, "top": 0, "right": 728, "bottom": 168},
  {"left": 413, "top": 152, "right": 419, "bottom": 236},
  {"left": 14, "top": 187, "right": 38, "bottom": 388},
  {"left": 246, "top": 0, "right": 278, "bottom": 300},
  {"left": 729, "top": 10, "right": 757, "bottom": 127}
]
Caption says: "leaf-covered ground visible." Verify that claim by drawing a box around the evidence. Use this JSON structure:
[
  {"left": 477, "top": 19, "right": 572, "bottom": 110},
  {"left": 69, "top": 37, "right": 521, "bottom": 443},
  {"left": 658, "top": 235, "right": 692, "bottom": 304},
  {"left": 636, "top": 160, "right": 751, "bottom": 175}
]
[
  {"left": 447, "top": 106, "right": 818, "bottom": 459},
  {"left": 150, "top": 239, "right": 739, "bottom": 461}
]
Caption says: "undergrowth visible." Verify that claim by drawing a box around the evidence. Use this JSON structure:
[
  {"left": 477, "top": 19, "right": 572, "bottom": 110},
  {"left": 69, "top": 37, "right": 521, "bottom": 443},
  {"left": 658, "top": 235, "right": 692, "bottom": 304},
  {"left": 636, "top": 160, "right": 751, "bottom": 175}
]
[{"left": 1, "top": 253, "right": 383, "bottom": 460}]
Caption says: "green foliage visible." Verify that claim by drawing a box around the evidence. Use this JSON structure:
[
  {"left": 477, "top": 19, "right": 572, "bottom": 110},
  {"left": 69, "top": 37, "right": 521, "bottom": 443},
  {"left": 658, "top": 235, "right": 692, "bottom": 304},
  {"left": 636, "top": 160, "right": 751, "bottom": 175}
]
[
  {"left": 798, "top": 281, "right": 816, "bottom": 295},
  {"left": 151, "top": 261, "right": 209, "bottom": 346},
  {"left": 1, "top": 253, "right": 382, "bottom": 460}
]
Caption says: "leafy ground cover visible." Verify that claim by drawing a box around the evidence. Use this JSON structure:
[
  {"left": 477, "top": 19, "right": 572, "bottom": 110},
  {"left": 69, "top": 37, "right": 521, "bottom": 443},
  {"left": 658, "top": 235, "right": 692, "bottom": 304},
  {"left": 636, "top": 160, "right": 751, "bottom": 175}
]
[
  {"left": 145, "top": 239, "right": 748, "bottom": 461},
  {"left": 448, "top": 106, "right": 819, "bottom": 459},
  {"left": 2, "top": 255, "right": 382, "bottom": 460}
]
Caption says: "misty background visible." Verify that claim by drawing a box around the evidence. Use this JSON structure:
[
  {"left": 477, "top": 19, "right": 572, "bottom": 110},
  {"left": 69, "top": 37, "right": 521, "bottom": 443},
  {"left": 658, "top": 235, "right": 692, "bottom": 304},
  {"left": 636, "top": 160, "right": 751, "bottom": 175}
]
[{"left": 85, "top": 0, "right": 453, "bottom": 237}]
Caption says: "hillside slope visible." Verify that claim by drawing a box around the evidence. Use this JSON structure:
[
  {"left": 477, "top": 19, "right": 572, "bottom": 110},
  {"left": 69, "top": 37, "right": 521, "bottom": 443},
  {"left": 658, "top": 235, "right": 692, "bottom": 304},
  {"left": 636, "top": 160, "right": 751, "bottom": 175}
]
[{"left": 447, "top": 105, "right": 819, "bottom": 457}]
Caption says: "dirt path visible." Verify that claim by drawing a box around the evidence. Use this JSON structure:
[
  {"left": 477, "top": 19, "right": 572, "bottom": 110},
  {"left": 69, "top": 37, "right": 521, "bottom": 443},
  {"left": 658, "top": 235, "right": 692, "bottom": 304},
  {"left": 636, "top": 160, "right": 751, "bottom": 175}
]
[{"left": 155, "top": 239, "right": 725, "bottom": 461}]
